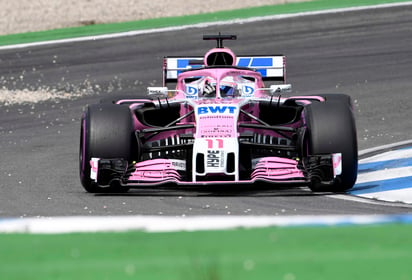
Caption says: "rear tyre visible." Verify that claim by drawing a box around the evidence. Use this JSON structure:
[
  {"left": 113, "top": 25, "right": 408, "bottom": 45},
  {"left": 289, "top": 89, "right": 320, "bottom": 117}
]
[
  {"left": 79, "top": 104, "right": 134, "bottom": 193},
  {"left": 304, "top": 96, "right": 358, "bottom": 192}
]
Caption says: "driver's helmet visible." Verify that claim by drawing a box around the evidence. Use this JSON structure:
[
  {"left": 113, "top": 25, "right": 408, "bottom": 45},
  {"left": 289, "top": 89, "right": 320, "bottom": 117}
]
[
  {"left": 220, "top": 83, "right": 236, "bottom": 98},
  {"left": 219, "top": 76, "right": 238, "bottom": 98}
]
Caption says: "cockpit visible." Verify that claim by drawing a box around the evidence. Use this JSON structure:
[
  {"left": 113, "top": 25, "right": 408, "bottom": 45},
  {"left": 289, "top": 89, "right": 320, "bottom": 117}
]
[{"left": 182, "top": 74, "right": 257, "bottom": 99}]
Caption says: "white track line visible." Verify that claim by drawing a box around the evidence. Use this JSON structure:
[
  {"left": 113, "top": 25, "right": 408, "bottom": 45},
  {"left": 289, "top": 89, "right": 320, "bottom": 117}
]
[
  {"left": 0, "top": 214, "right": 406, "bottom": 234},
  {"left": 356, "top": 166, "right": 412, "bottom": 184},
  {"left": 331, "top": 141, "right": 412, "bottom": 205},
  {"left": 356, "top": 188, "right": 412, "bottom": 204},
  {"left": 328, "top": 193, "right": 412, "bottom": 208},
  {"left": 359, "top": 139, "right": 412, "bottom": 157},
  {"left": 1, "top": 2, "right": 412, "bottom": 51}
]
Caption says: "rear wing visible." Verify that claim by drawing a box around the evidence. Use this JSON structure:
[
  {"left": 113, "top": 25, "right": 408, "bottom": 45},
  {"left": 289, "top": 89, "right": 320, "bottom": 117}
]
[{"left": 163, "top": 55, "right": 286, "bottom": 85}]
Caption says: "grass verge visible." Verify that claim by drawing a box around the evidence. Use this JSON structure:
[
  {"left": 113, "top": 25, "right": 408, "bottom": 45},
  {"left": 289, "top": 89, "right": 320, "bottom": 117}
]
[
  {"left": 1, "top": 224, "right": 412, "bottom": 280},
  {"left": 0, "top": 0, "right": 411, "bottom": 46}
]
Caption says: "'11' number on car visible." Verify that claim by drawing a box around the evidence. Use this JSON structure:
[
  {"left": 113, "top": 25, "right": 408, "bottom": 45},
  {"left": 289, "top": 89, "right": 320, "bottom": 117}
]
[{"left": 206, "top": 139, "right": 223, "bottom": 149}]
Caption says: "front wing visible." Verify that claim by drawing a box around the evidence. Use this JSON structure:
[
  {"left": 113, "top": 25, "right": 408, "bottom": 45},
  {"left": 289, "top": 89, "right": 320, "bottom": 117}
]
[{"left": 90, "top": 156, "right": 311, "bottom": 187}]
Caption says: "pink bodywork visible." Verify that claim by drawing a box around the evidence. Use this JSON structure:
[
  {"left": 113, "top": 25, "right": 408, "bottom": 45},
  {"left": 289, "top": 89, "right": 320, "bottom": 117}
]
[
  {"left": 100, "top": 48, "right": 327, "bottom": 186},
  {"left": 109, "top": 66, "right": 311, "bottom": 185}
]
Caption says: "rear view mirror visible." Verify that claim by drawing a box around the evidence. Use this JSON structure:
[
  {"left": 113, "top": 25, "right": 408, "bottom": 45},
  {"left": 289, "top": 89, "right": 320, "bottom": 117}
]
[
  {"left": 147, "top": 87, "right": 169, "bottom": 98},
  {"left": 270, "top": 84, "right": 292, "bottom": 95}
]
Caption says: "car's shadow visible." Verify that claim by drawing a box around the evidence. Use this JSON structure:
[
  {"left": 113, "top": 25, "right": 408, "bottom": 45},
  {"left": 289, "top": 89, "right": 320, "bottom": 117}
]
[{"left": 94, "top": 183, "right": 333, "bottom": 197}]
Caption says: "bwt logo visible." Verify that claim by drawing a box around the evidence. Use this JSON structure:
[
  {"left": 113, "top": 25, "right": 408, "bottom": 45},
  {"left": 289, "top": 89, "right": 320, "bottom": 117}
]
[{"left": 198, "top": 106, "right": 237, "bottom": 115}]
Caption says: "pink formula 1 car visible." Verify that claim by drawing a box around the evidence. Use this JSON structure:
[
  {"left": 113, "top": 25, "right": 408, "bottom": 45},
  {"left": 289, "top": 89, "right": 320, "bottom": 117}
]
[{"left": 79, "top": 34, "right": 358, "bottom": 193}]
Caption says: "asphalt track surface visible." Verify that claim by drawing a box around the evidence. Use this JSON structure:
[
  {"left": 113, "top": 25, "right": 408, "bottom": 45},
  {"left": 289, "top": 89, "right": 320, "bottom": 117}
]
[{"left": 1, "top": 6, "right": 412, "bottom": 217}]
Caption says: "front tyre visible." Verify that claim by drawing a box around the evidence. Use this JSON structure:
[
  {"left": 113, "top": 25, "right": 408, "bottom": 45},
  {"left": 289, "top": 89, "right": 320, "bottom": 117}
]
[
  {"left": 79, "top": 104, "right": 134, "bottom": 193},
  {"left": 304, "top": 97, "right": 358, "bottom": 192}
]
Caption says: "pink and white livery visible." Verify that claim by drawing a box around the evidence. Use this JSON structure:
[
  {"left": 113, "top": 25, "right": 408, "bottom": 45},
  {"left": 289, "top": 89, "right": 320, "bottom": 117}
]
[{"left": 79, "top": 34, "right": 358, "bottom": 193}]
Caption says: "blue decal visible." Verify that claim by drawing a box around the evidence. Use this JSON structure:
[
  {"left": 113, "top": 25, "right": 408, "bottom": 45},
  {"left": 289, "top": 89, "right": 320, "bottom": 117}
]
[
  {"left": 177, "top": 59, "right": 190, "bottom": 69},
  {"left": 198, "top": 107, "right": 209, "bottom": 114},
  {"left": 198, "top": 106, "right": 237, "bottom": 115},
  {"left": 176, "top": 59, "right": 203, "bottom": 75},
  {"left": 257, "top": 69, "right": 267, "bottom": 77},
  {"left": 236, "top": 57, "right": 274, "bottom": 77},
  {"left": 242, "top": 85, "right": 254, "bottom": 96},
  {"left": 237, "top": 57, "right": 274, "bottom": 68},
  {"left": 186, "top": 86, "right": 198, "bottom": 96},
  {"left": 237, "top": 58, "right": 251, "bottom": 67},
  {"left": 250, "top": 57, "right": 273, "bottom": 67}
]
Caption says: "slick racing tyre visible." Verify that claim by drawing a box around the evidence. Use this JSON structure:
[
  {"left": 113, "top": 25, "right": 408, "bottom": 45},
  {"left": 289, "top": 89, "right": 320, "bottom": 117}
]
[
  {"left": 304, "top": 96, "right": 358, "bottom": 192},
  {"left": 79, "top": 104, "right": 134, "bottom": 193}
]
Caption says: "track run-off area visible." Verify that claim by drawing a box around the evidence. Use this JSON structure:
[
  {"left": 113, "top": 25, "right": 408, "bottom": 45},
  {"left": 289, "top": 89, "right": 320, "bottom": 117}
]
[{"left": 1, "top": 2, "right": 412, "bottom": 279}]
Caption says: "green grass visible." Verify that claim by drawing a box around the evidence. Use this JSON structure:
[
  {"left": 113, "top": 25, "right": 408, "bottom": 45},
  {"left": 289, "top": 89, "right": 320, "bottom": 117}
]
[
  {"left": 1, "top": 224, "right": 412, "bottom": 280},
  {"left": 1, "top": 0, "right": 411, "bottom": 46}
]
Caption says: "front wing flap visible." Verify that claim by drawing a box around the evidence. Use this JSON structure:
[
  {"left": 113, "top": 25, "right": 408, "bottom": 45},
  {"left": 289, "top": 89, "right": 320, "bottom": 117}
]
[{"left": 88, "top": 156, "right": 325, "bottom": 187}]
